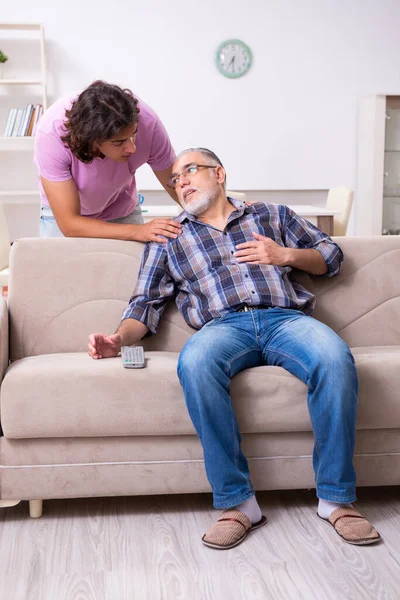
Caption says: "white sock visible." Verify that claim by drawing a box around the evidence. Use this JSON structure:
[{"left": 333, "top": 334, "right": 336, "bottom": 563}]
[
  {"left": 235, "top": 495, "right": 262, "bottom": 524},
  {"left": 318, "top": 498, "right": 353, "bottom": 519}
]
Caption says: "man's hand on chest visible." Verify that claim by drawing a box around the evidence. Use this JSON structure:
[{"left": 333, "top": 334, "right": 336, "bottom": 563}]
[{"left": 233, "top": 232, "right": 291, "bottom": 266}]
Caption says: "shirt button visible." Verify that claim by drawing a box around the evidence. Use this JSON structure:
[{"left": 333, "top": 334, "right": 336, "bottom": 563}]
[
  {"left": 251, "top": 291, "right": 255, "bottom": 294},
  {"left": 223, "top": 232, "right": 228, "bottom": 236},
  {"left": 245, "top": 274, "right": 249, "bottom": 278},
  {"left": 231, "top": 251, "right": 234, "bottom": 254}
]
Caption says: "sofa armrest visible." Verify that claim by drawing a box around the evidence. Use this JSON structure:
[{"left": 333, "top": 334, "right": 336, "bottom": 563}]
[{"left": 0, "top": 297, "right": 9, "bottom": 382}]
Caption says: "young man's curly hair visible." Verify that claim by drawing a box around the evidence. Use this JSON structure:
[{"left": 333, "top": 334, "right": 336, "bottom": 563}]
[{"left": 61, "top": 81, "right": 140, "bottom": 163}]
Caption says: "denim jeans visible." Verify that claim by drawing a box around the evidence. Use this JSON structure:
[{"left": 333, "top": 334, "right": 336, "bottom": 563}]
[
  {"left": 177, "top": 308, "right": 358, "bottom": 509},
  {"left": 40, "top": 204, "right": 144, "bottom": 237}
]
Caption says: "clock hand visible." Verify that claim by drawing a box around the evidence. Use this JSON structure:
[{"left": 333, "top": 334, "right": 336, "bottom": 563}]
[{"left": 228, "top": 55, "right": 235, "bottom": 72}]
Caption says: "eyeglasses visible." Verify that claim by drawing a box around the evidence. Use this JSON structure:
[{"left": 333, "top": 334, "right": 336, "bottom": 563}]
[{"left": 167, "top": 163, "right": 218, "bottom": 189}]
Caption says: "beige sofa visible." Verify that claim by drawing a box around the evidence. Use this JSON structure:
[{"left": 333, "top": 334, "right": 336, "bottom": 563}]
[{"left": 0, "top": 236, "right": 399, "bottom": 518}]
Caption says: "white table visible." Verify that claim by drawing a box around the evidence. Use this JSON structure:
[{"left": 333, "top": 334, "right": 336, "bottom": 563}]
[
  {"left": 287, "top": 205, "right": 340, "bottom": 236},
  {"left": 141, "top": 204, "right": 340, "bottom": 236}
]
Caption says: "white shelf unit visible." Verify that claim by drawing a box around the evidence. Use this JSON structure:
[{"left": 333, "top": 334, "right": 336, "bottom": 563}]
[
  {"left": 1, "top": 23, "right": 44, "bottom": 31},
  {"left": 0, "top": 191, "right": 39, "bottom": 205},
  {"left": 0, "top": 136, "right": 35, "bottom": 150},
  {"left": 356, "top": 95, "right": 400, "bottom": 235},
  {"left": 0, "top": 22, "right": 47, "bottom": 204},
  {"left": 1, "top": 80, "right": 44, "bottom": 85},
  {"left": 0, "top": 191, "right": 39, "bottom": 196}
]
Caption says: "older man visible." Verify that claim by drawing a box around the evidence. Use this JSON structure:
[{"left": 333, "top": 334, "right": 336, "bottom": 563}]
[{"left": 88, "top": 148, "right": 380, "bottom": 549}]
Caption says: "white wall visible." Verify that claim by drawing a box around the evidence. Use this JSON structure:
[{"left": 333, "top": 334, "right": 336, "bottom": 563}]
[{"left": 2, "top": 0, "right": 400, "bottom": 233}]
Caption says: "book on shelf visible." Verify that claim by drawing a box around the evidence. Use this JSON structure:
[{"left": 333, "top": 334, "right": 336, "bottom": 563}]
[
  {"left": 3, "top": 104, "right": 43, "bottom": 137},
  {"left": 31, "top": 104, "right": 43, "bottom": 136},
  {"left": 4, "top": 108, "right": 17, "bottom": 137},
  {"left": 11, "top": 109, "right": 24, "bottom": 137},
  {"left": 19, "top": 104, "right": 34, "bottom": 137},
  {"left": 28, "top": 105, "right": 38, "bottom": 136}
]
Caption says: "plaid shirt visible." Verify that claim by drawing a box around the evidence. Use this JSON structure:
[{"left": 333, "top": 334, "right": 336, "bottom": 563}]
[{"left": 122, "top": 198, "right": 343, "bottom": 332}]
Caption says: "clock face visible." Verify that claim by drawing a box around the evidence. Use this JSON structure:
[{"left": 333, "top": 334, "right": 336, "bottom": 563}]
[{"left": 215, "top": 39, "right": 252, "bottom": 79}]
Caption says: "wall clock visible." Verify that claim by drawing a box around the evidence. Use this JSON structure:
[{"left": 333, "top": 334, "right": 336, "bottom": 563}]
[{"left": 215, "top": 39, "right": 252, "bottom": 79}]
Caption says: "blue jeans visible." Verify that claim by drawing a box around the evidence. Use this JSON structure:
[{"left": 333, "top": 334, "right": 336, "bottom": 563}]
[
  {"left": 40, "top": 204, "right": 144, "bottom": 237},
  {"left": 177, "top": 308, "right": 358, "bottom": 509}
]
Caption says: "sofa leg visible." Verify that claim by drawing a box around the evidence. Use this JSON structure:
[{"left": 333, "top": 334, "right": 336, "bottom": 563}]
[
  {"left": 29, "top": 499, "right": 43, "bottom": 518},
  {"left": 0, "top": 500, "right": 21, "bottom": 508}
]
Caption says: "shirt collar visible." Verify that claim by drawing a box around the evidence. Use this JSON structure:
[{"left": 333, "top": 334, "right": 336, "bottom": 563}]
[{"left": 175, "top": 196, "right": 254, "bottom": 224}]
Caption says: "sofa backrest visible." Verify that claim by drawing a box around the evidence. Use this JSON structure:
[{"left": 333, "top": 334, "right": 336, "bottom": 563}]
[{"left": 8, "top": 236, "right": 400, "bottom": 360}]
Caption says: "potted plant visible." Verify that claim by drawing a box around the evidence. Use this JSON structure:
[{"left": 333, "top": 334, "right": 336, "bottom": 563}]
[{"left": 0, "top": 50, "right": 8, "bottom": 79}]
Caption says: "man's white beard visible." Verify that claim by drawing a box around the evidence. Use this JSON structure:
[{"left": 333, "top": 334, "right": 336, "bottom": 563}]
[{"left": 182, "top": 189, "right": 217, "bottom": 216}]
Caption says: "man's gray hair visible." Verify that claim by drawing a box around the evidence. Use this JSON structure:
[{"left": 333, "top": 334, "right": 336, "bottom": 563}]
[
  {"left": 176, "top": 147, "right": 226, "bottom": 185},
  {"left": 176, "top": 147, "right": 224, "bottom": 168}
]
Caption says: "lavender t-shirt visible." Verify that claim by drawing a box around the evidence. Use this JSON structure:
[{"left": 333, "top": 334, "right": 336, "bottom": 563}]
[{"left": 34, "top": 93, "right": 175, "bottom": 220}]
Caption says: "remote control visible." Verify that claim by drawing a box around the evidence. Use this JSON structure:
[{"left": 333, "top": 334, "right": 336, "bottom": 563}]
[{"left": 121, "top": 345, "right": 145, "bottom": 369}]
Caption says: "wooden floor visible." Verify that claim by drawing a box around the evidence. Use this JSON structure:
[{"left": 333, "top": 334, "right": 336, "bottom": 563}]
[{"left": 0, "top": 487, "right": 398, "bottom": 600}]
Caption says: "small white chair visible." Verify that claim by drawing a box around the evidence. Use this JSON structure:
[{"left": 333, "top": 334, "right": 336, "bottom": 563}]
[
  {"left": 227, "top": 190, "right": 247, "bottom": 202},
  {"left": 0, "top": 204, "right": 10, "bottom": 290},
  {"left": 326, "top": 186, "right": 354, "bottom": 236}
]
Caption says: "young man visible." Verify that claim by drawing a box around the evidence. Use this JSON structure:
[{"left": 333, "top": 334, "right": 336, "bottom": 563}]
[
  {"left": 88, "top": 148, "right": 380, "bottom": 549},
  {"left": 34, "top": 80, "right": 182, "bottom": 242}
]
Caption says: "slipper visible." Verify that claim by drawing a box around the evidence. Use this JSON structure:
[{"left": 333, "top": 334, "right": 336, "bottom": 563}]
[
  {"left": 202, "top": 509, "right": 267, "bottom": 550},
  {"left": 317, "top": 506, "right": 381, "bottom": 545}
]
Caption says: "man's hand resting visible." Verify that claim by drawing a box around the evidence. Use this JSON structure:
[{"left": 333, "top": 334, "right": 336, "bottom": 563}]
[
  {"left": 234, "top": 232, "right": 290, "bottom": 266},
  {"left": 88, "top": 333, "right": 122, "bottom": 359},
  {"left": 135, "top": 219, "right": 182, "bottom": 243}
]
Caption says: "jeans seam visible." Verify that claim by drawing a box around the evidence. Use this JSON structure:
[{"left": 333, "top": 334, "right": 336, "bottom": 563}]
[
  {"left": 225, "top": 347, "right": 260, "bottom": 377},
  {"left": 265, "top": 347, "right": 310, "bottom": 379},
  {"left": 250, "top": 310, "right": 260, "bottom": 344},
  {"left": 232, "top": 409, "right": 240, "bottom": 470},
  {"left": 265, "top": 346, "right": 327, "bottom": 482},
  {"left": 221, "top": 343, "right": 259, "bottom": 486}
]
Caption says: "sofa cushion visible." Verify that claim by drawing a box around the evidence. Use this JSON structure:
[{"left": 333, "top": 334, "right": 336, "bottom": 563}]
[
  {"left": 2, "top": 346, "right": 400, "bottom": 440},
  {"left": 8, "top": 238, "right": 193, "bottom": 361},
  {"left": 8, "top": 237, "right": 400, "bottom": 360},
  {"left": 1, "top": 351, "right": 306, "bottom": 439},
  {"left": 350, "top": 346, "right": 400, "bottom": 428}
]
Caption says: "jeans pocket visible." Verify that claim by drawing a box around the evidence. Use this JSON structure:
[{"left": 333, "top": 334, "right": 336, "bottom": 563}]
[
  {"left": 203, "top": 312, "right": 233, "bottom": 328},
  {"left": 203, "top": 316, "right": 223, "bottom": 328},
  {"left": 281, "top": 308, "right": 305, "bottom": 316}
]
